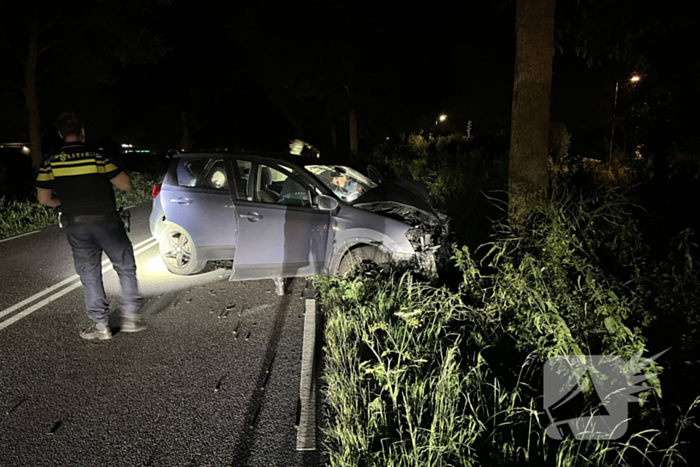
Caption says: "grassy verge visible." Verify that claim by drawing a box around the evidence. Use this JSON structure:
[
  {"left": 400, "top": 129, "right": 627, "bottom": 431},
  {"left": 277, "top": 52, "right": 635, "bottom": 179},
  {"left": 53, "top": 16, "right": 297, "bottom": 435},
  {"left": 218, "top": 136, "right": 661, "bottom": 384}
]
[
  {"left": 0, "top": 172, "right": 160, "bottom": 240},
  {"left": 317, "top": 181, "right": 700, "bottom": 466}
]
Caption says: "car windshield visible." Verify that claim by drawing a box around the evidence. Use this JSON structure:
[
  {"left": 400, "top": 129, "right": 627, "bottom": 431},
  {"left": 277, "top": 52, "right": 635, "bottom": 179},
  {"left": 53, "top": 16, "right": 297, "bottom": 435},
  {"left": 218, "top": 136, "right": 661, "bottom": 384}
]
[{"left": 306, "top": 165, "right": 377, "bottom": 202}]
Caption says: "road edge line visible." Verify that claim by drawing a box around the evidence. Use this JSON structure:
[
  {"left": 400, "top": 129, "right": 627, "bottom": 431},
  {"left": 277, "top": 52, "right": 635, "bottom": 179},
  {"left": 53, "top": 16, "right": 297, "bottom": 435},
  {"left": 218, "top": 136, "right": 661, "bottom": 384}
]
[
  {"left": 296, "top": 298, "right": 317, "bottom": 451},
  {"left": 0, "top": 237, "right": 156, "bottom": 320},
  {"left": 0, "top": 230, "right": 40, "bottom": 244},
  {"left": 0, "top": 238, "right": 158, "bottom": 330}
]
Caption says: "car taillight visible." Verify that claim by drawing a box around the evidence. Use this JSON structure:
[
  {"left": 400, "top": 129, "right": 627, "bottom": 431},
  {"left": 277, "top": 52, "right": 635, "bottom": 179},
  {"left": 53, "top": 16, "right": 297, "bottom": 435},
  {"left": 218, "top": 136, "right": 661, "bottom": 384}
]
[{"left": 152, "top": 182, "right": 163, "bottom": 198}]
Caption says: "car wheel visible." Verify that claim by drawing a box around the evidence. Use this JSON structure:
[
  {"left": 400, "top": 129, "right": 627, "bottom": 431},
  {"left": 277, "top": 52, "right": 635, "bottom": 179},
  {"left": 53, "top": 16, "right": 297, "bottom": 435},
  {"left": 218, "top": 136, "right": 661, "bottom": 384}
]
[
  {"left": 337, "top": 245, "right": 390, "bottom": 277},
  {"left": 159, "top": 223, "right": 207, "bottom": 275}
]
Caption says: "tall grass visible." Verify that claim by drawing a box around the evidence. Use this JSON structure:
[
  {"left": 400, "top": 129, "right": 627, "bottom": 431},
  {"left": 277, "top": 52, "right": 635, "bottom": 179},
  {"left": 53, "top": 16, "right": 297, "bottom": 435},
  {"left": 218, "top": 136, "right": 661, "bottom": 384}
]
[
  {"left": 317, "top": 181, "right": 700, "bottom": 466},
  {"left": 0, "top": 172, "right": 160, "bottom": 239}
]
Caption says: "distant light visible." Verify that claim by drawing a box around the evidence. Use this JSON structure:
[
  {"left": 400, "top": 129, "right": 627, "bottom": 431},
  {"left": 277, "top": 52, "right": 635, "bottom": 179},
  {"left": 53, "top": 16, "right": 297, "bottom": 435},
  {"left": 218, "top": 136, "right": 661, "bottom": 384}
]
[
  {"left": 386, "top": 137, "right": 390, "bottom": 140},
  {"left": 439, "top": 114, "right": 447, "bottom": 122},
  {"left": 121, "top": 144, "right": 133, "bottom": 148},
  {"left": 333, "top": 226, "right": 339, "bottom": 231},
  {"left": 630, "top": 75, "right": 641, "bottom": 83},
  {"left": 22, "top": 146, "right": 30, "bottom": 155},
  {"left": 316, "top": 153, "right": 320, "bottom": 158}
]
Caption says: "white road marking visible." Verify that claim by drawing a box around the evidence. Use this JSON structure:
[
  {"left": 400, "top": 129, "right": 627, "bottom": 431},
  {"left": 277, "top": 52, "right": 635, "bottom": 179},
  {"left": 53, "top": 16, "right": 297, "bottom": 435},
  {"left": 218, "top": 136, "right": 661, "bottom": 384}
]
[
  {"left": 0, "top": 275, "right": 80, "bottom": 321},
  {"left": 0, "top": 230, "right": 40, "bottom": 244},
  {"left": 296, "top": 298, "right": 317, "bottom": 451},
  {"left": 0, "top": 282, "right": 83, "bottom": 331},
  {"left": 0, "top": 238, "right": 158, "bottom": 330},
  {"left": 0, "top": 236, "right": 156, "bottom": 320}
]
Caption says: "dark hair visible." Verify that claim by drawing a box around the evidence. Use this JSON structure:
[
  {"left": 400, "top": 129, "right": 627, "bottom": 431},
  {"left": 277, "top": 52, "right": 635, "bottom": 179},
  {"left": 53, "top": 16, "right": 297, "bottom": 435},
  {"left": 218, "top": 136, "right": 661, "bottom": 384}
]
[{"left": 56, "top": 112, "right": 83, "bottom": 138}]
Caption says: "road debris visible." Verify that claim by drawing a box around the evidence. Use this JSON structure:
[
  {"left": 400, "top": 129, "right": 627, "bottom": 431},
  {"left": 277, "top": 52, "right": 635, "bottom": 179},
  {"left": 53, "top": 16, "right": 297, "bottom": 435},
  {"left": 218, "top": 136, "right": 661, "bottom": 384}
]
[
  {"left": 48, "top": 420, "right": 63, "bottom": 434},
  {"left": 6, "top": 396, "right": 25, "bottom": 414}
]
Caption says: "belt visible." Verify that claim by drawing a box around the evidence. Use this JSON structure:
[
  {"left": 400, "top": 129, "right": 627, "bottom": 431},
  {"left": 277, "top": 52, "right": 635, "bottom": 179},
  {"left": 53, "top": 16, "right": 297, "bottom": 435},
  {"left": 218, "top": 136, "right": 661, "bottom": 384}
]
[{"left": 72, "top": 213, "right": 119, "bottom": 224}]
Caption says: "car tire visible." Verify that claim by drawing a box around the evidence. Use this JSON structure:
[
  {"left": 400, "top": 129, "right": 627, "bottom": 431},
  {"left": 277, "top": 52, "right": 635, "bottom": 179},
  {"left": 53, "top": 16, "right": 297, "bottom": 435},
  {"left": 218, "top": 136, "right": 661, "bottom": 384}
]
[
  {"left": 337, "top": 245, "right": 390, "bottom": 277},
  {"left": 159, "top": 223, "right": 207, "bottom": 275}
]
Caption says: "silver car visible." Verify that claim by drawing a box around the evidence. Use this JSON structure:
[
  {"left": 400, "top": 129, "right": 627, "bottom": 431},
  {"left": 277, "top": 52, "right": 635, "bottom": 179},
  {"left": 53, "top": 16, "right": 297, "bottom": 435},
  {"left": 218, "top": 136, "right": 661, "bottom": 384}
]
[{"left": 149, "top": 152, "right": 450, "bottom": 284}]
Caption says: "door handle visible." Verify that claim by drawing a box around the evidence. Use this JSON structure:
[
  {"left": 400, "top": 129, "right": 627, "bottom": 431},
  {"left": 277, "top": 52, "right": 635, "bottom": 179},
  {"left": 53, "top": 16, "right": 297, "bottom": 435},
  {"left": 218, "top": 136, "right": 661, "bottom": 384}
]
[
  {"left": 239, "top": 212, "right": 263, "bottom": 221},
  {"left": 170, "top": 197, "right": 194, "bottom": 205}
]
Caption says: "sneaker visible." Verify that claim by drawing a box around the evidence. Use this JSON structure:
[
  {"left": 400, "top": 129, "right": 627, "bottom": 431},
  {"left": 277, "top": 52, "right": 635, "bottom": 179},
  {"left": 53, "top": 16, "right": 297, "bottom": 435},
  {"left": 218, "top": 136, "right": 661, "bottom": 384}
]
[
  {"left": 80, "top": 322, "right": 112, "bottom": 340},
  {"left": 121, "top": 314, "right": 147, "bottom": 333}
]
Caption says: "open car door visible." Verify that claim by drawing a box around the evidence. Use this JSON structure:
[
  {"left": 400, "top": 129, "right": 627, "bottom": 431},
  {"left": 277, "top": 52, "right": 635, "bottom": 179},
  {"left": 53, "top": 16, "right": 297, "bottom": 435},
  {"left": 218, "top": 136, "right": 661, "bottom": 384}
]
[{"left": 230, "top": 160, "right": 331, "bottom": 281}]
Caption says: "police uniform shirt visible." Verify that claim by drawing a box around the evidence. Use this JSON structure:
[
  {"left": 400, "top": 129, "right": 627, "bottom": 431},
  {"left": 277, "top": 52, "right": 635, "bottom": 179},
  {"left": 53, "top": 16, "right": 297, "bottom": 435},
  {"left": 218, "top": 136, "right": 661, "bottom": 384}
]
[{"left": 35, "top": 143, "right": 124, "bottom": 216}]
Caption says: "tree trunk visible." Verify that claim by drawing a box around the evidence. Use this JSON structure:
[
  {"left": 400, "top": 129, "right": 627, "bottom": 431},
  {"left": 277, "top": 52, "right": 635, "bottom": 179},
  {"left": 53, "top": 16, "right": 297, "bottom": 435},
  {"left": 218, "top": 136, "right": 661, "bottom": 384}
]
[
  {"left": 508, "top": 0, "right": 556, "bottom": 228},
  {"left": 349, "top": 109, "right": 358, "bottom": 153},
  {"left": 25, "top": 18, "right": 42, "bottom": 169}
]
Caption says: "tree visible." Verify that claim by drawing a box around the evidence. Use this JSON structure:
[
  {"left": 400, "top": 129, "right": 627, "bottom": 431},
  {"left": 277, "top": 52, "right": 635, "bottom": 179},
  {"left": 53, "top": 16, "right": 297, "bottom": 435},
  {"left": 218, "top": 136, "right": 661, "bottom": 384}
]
[
  {"left": 1, "top": 0, "right": 169, "bottom": 168},
  {"left": 228, "top": 2, "right": 449, "bottom": 154},
  {"left": 508, "top": 0, "right": 557, "bottom": 228}
]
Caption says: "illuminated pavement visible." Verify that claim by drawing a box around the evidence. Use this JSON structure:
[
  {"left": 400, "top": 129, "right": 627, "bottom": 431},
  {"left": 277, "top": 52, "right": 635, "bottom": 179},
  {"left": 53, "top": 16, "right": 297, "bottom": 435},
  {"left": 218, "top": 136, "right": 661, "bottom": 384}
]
[{"left": 0, "top": 203, "right": 324, "bottom": 466}]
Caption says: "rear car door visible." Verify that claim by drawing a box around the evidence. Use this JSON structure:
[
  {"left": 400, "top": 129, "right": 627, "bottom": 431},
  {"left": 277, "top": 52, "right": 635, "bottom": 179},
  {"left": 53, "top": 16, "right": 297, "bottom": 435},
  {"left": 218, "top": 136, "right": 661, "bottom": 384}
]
[
  {"left": 159, "top": 155, "right": 238, "bottom": 260},
  {"left": 230, "top": 159, "right": 331, "bottom": 280}
]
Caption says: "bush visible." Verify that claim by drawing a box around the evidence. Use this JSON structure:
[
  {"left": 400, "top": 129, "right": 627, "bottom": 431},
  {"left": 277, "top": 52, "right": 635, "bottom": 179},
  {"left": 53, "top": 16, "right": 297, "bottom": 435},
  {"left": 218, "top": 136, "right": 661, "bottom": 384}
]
[
  {"left": 0, "top": 197, "right": 58, "bottom": 239},
  {"left": 318, "top": 180, "right": 700, "bottom": 466},
  {"left": 0, "top": 171, "right": 160, "bottom": 240},
  {"left": 363, "top": 132, "right": 509, "bottom": 250},
  {"left": 113, "top": 172, "right": 161, "bottom": 208}
]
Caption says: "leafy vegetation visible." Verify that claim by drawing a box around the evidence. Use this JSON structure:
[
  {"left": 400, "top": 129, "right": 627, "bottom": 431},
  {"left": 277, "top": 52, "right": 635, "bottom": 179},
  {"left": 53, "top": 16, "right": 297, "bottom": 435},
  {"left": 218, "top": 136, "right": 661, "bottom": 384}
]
[
  {"left": 0, "top": 172, "right": 159, "bottom": 239},
  {"left": 318, "top": 176, "right": 700, "bottom": 466},
  {"left": 364, "top": 132, "right": 509, "bottom": 250}
]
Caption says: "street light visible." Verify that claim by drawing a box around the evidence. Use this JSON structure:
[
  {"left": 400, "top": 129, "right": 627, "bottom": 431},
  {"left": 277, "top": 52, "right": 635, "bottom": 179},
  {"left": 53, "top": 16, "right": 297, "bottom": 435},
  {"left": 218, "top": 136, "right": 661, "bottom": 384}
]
[
  {"left": 609, "top": 75, "right": 642, "bottom": 161},
  {"left": 438, "top": 114, "right": 447, "bottom": 122}
]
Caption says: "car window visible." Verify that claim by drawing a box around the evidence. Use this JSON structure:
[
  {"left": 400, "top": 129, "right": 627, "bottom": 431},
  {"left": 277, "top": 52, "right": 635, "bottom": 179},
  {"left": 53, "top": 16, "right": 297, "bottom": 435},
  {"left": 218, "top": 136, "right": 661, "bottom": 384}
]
[
  {"left": 233, "top": 160, "right": 252, "bottom": 200},
  {"left": 204, "top": 160, "right": 228, "bottom": 190},
  {"left": 175, "top": 157, "right": 228, "bottom": 191},
  {"left": 305, "top": 165, "right": 376, "bottom": 202},
  {"left": 255, "top": 164, "right": 310, "bottom": 207}
]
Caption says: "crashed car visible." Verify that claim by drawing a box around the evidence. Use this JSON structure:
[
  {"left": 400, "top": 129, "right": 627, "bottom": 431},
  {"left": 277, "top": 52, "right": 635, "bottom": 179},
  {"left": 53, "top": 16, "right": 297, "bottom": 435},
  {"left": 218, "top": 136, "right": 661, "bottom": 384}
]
[{"left": 149, "top": 151, "right": 451, "bottom": 282}]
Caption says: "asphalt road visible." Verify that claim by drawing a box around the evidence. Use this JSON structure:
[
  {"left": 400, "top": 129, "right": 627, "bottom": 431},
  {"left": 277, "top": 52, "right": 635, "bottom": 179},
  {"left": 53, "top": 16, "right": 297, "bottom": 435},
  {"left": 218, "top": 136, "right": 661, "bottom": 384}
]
[{"left": 0, "top": 203, "right": 324, "bottom": 467}]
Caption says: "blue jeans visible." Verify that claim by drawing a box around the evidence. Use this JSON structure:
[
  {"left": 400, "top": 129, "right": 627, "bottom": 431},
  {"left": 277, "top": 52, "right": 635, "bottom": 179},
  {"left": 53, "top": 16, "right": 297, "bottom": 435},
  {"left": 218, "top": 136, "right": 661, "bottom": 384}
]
[{"left": 65, "top": 222, "right": 141, "bottom": 324}]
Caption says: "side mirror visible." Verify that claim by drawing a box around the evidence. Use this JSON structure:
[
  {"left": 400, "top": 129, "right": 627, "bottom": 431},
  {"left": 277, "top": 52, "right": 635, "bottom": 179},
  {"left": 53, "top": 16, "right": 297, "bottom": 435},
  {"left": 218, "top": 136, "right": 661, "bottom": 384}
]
[
  {"left": 367, "top": 165, "right": 383, "bottom": 184},
  {"left": 316, "top": 194, "right": 339, "bottom": 211}
]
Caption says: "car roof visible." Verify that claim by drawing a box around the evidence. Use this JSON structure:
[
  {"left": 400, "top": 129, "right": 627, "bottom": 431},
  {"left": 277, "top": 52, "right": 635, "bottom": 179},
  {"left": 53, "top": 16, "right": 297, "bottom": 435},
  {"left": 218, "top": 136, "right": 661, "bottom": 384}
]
[{"left": 173, "top": 150, "right": 364, "bottom": 171}]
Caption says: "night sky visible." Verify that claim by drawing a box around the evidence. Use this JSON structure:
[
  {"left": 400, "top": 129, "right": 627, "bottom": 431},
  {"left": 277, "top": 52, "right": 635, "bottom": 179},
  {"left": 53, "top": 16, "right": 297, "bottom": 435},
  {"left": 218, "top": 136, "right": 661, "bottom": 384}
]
[{"left": 1, "top": 0, "right": 699, "bottom": 157}]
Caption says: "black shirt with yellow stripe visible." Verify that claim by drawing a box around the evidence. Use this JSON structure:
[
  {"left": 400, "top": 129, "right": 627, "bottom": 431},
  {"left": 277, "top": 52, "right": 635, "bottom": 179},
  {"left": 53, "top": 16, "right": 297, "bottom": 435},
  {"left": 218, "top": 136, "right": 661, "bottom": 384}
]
[{"left": 36, "top": 143, "right": 124, "bottom": 216}]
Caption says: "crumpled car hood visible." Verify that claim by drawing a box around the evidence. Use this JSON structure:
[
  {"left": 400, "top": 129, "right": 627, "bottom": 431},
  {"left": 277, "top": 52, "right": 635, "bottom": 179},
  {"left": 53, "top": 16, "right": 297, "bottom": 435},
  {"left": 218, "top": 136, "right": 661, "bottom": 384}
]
[{"left": 351, "top": 179, "right": 441, "bottom": 221}]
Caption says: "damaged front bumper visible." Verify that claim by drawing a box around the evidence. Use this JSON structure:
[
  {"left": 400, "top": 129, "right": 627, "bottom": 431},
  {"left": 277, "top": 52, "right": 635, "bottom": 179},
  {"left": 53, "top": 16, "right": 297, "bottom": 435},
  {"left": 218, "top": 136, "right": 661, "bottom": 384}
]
[
  {"left": 354, "top": 200, "right": 453, "bottom": 280},
  {"left": 403, "top": 215, "right": 452, "bottom": 280}
]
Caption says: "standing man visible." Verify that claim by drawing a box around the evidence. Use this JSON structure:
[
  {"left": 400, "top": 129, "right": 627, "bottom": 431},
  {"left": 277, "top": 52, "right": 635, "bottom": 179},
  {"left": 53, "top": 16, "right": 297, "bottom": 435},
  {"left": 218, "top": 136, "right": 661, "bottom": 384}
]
[{"left": 36, "top": 112, "right": 146, "bottom": 339}]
